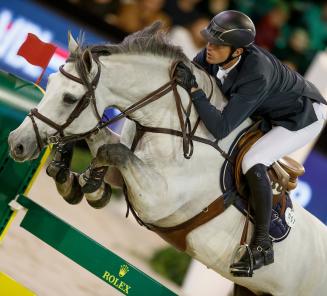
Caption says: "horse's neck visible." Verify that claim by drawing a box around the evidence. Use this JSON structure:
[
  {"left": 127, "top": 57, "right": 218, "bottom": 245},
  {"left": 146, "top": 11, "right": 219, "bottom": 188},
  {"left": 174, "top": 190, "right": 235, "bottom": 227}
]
[
  {"left": 100, "top": 55, "right": 223, "bottom": 129},
  {"left": 100, "top": 54, "right": 178, "bottom": 126},
  {"left": 100, "top": 53, "right": 252, "bottom": 160}
]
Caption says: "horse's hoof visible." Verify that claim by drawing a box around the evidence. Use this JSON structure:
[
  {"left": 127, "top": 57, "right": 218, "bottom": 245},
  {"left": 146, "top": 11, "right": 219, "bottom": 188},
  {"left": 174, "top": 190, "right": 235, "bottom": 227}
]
[
  {"left": 86, "top": 183, "right": 112, "bottom": 209},
  {"left": 62, "top": 173, "right": 84, "bottom": 204}
]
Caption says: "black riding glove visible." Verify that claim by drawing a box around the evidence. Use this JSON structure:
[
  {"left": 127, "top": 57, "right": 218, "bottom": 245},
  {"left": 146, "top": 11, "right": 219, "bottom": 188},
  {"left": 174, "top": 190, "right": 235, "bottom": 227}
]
[{"left": 175, "top": 62, "right": 198, "bottom": 93}]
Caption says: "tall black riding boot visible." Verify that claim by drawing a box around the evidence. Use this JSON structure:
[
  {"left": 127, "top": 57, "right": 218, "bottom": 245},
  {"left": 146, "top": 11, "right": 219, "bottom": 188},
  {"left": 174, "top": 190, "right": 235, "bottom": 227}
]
[{"left": 230, "top": 163, "right": 274, "bottom": 276}]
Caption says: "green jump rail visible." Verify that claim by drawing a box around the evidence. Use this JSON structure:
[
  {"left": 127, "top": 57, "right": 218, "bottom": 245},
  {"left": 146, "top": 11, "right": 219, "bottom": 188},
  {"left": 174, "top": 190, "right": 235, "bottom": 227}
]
[{"left": 16, "top": 195, "right": 177, "bottom": 296}]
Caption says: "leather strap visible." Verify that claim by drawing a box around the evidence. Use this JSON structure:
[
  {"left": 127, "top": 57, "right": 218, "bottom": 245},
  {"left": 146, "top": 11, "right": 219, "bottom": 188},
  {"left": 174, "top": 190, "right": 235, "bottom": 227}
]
[
  {"left": 147, "top": 196, "right": 225, "bottom": 251},
  {"left": 131, "top": 123, "right": 233, "bottom": 162},
  {"left": 240, "top": 203, "right": 251, "bottom": 245},
  {"left": 29, "top": 53, "right": 103, "bottom": 148},
  {"left": 28, "top": 112, "right": 43, "bottom": 151}
]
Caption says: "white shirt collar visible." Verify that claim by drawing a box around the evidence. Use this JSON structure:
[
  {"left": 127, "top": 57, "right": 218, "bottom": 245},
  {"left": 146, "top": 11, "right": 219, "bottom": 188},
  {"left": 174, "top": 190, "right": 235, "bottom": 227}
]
[{"left": 216, "top": 56, "right": 241, "bottom": 84}]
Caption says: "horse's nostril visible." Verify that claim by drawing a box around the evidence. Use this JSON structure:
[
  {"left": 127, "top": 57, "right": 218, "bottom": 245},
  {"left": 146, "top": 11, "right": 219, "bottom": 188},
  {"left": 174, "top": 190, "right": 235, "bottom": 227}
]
[{"left": 14, "top": 144, "right": 24, "bottom": 156}]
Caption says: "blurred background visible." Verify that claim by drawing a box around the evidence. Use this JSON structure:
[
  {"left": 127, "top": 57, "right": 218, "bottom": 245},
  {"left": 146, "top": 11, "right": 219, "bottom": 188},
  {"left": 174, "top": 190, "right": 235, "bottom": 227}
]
[{"left": 0, "top": 0, "right": 326, "bottom": 295}]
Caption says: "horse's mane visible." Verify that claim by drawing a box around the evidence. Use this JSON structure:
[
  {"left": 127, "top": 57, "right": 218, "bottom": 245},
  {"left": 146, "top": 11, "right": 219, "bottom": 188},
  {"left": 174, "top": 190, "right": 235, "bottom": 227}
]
[
  {"left": 73, "top": 22, "right": 190, "bottom": 64},
  {"left": 68, "top": 22, "right": 192, "bottom": 92}
]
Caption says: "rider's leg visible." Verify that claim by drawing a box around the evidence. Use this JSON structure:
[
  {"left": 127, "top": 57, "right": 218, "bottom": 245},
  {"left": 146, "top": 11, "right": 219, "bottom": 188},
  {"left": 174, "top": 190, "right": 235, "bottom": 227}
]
[
  {"left": 231, "top": 163, "right": 274, "bottom": 272},
  {"left": 246, "top": 164, "right": 272, "bottom": 249},
  {"left": 231, "top": 103, "right": 326, "bottom": 274}
]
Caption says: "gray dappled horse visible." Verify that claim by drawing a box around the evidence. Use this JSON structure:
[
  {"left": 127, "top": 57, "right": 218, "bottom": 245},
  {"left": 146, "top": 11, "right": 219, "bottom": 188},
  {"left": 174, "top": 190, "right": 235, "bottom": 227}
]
[{"left": 8, "top": 23, "right": 327, "bottom": 295}]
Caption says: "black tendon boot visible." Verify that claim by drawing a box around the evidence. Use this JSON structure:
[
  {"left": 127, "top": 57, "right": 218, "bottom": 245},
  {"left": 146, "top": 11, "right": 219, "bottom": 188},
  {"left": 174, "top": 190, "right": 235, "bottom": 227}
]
[
  {"left": 46, "top": 142, "right": 74, "bottom": 183},
  {"left": 47, "top": 142, "right": 84, "bottom": 205},
  {"left": 80, "top": 162, "right": 108, "bottom": 194},
  {"left": 230, "top": 164, "right": 274, "bottom": 277}
]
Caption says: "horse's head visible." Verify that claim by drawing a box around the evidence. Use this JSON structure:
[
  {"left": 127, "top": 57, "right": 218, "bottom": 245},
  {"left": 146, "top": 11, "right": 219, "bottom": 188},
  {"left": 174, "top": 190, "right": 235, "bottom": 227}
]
[{"left": 9, "top": 33, "right": 107, "bottom": 162}]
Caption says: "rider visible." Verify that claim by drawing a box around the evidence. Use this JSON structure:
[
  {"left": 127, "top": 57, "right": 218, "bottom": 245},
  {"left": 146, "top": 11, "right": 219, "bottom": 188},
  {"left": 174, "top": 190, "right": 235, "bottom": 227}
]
[{"left": 175, "top": 10, "right": 327, "bottom": 275}]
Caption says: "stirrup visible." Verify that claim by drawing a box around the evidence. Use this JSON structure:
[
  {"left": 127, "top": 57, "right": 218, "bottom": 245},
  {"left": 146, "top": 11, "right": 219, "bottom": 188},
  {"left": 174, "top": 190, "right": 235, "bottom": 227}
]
[{"left": 230, "top": 243, "right": 254, "bottom": 277}]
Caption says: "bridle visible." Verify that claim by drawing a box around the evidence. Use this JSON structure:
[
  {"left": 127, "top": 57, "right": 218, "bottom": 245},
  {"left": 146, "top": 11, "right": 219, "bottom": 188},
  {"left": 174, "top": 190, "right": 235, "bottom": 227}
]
[
  {"left": 28, "top": 53, "right": 103, "bottom": 151},
  {"left": 28, "top": 50, "right": 231, "bottom": 161}
]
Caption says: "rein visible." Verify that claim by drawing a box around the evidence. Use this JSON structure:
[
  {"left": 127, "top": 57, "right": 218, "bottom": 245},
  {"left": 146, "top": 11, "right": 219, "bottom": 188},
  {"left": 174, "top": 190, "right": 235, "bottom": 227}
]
[{"left": 28, "top": 51, "right": 231, "bottom": 162}]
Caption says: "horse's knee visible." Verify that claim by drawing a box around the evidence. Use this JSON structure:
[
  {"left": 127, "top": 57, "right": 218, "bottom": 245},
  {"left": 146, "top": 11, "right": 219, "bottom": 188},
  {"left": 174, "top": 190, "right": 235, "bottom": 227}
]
[{"left": 96, "top": 143, "right": 131, "bottom": 167}]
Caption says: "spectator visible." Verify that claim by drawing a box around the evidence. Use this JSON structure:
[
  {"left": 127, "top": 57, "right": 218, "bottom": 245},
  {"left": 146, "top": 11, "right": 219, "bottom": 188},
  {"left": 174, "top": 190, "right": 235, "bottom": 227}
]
[
  {"left": 196, "top": 0, "right": 230, "bottom": 16},
  {"left": 163, "top": 0, "right": 202, "bottom": 26},
  {"left": 73, "top": 0, "right": 120, "bottom": 18},
  {"left": 169, "top": 16, "right": 210, "bottom": 59},
  {"left": 208, "top": 0, "right": 230, "bottom": 15},
  {"left": 255, "top": 3, "right": 289, "bottom": 51},
  {"left": 113, "top": 0, "right": 171, "bottom": 33},
  {"left": 274, "top": 28, "right": 313, "bottom": 75},
  {"left": 230, "top": 0, "right": 280, "bottom": 21},
  {"left": 303, "top": 2, "right": 327, "bottom": 51},
  {"left": 88, "top": 0, "right": 120, "bottom": 17}
]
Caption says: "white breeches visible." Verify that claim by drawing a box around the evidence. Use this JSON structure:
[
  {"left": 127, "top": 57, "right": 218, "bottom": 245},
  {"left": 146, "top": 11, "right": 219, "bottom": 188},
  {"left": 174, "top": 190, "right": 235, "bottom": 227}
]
[{"left": 242, "top": 103, "right": 327, "bottom": 174}]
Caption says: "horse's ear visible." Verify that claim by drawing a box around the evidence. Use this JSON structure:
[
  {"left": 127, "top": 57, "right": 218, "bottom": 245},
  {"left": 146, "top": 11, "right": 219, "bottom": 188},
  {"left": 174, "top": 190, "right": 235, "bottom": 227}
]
[
  {"left": 68, "top": 31, "right": 79, "bottom": 53},
  {"left": 82, "top": 49, "right": 96, "bottom": 74}
]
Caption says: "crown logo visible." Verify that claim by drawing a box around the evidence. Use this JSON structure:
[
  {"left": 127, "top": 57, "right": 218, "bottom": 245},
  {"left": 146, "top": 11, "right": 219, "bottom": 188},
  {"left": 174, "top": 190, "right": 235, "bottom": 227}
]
[{"left": 119, "top": 264, "right": 129, "bottom": 277}]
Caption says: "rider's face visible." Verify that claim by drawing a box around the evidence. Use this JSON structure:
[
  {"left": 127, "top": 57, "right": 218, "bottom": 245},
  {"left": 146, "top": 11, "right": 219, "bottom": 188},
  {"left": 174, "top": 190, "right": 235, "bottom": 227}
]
[{"left": 206, "top": 43, "right": 232, "bottom": 64}]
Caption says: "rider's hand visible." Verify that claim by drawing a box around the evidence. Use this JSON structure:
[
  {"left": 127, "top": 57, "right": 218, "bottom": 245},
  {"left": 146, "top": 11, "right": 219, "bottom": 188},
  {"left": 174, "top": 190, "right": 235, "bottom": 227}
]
[{"left": 175, "top": 62, "right": 198, "bottom": 93}]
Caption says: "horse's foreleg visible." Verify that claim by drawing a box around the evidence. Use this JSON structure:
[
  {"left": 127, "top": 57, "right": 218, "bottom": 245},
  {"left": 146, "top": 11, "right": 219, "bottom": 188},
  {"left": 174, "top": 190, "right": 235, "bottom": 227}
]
[
  {"left": 92, "top": 143, "right": 168, "bottom": 222},
  {"left": 75, "top": 128, "right": 124, "bottom": 208},
  {"left": 46, "top": 143, "right": 84, "bottom": 204}
]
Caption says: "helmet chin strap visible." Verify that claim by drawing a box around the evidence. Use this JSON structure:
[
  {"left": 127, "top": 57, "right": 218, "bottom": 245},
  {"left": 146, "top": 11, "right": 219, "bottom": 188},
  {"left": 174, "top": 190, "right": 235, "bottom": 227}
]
[{"left": 217, "top": 47, "right": 240, "bottom": 67}]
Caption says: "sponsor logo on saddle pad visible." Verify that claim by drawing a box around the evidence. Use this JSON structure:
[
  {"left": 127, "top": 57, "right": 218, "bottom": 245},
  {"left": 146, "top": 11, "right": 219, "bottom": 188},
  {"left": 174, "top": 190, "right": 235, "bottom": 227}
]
[
  {"left": 285, "top": 207, "right": 296, "bottom": 227},
  {"left": 102, "top": 265, "right": 131, "bottom": 294}
]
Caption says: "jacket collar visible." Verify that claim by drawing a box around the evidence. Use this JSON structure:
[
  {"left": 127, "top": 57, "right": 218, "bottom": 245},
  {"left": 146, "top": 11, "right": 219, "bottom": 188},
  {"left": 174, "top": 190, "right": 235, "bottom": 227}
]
[
  {"left": 221, "top": 65, "right": 239, "bottom": 94},
  {"left": 221, "top": 56, "right": 244, "bottom": 94}
]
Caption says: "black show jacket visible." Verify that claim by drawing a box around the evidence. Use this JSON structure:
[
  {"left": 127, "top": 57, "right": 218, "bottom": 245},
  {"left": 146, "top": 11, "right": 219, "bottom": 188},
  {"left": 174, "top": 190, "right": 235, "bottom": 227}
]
[{"left": 192, "top": 45, "right": 326, "bottom": 140}]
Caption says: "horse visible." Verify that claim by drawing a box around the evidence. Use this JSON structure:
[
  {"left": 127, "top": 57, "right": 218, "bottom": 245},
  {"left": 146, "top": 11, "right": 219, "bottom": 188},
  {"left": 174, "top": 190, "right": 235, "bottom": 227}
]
[{"left": 8, "top": 23, "right": 327, "bottom": 295}]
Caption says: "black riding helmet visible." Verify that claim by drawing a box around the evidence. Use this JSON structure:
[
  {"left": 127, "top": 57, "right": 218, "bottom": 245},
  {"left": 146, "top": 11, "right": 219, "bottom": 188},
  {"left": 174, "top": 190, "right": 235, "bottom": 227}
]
[{"left": 201, "top": 10, "right": 256, "bottom": 48}]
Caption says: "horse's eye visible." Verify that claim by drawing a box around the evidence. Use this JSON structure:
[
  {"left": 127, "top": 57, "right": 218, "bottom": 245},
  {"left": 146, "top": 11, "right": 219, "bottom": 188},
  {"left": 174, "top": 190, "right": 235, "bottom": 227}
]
[{"left": 63, "top": 93, "right": 78, "bottom": 104}]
